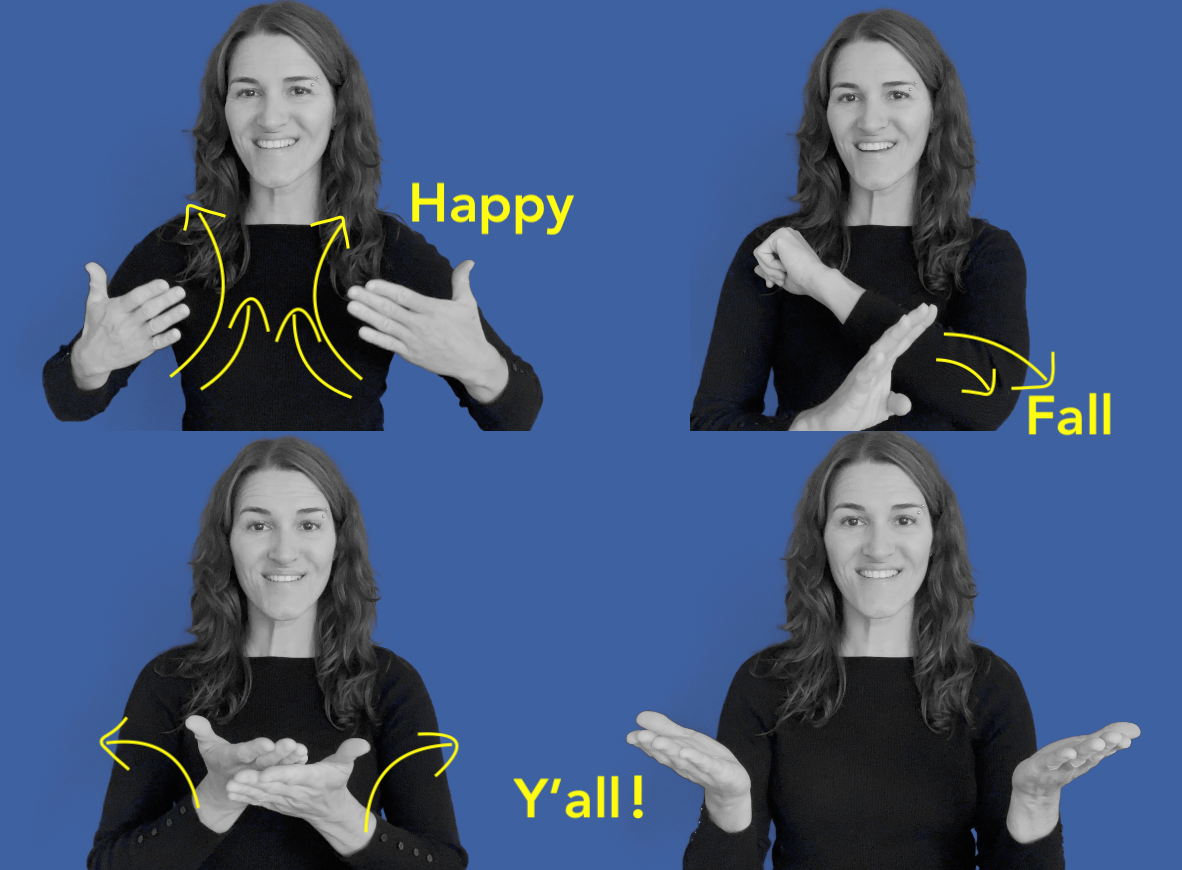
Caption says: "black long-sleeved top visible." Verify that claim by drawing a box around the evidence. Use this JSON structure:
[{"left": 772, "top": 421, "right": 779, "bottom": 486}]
[
  {"left": 89, "top": 647, "right": 467, "bottom": 870},
  {"left": 45, "top": 215, "right": 542, "bottom": 430},
  {"left": 691, "top": 218, "right": 1029, "bottom": 430},
  {"left": 683, "top": 646, "right": 1064, "bottom": 870}
]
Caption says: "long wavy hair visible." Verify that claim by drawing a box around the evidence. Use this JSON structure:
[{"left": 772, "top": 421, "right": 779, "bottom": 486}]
[
  {"left": 756, "top": 433, "right": 978, "bottom": 734},
  {"left": 775, "top": 9, "right": 977, "bottom": 299},
  {"left": 161, "top": 437, "right": 381, "bottom": 731},
  {"left": 165, "top": 1, "right": 387, "bottom": 296}
]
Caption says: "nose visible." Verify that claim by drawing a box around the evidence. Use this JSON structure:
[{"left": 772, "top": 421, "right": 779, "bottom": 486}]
[
  {"left": 857, "top": 95, "right": 888, "bottom": 134},
  {"left": 862, "top": 522, "right": 895, "bottom": 561},
  {"left": 268, "top": 526, "right": 298, "bottom": 564},
  {"left": 256, "top": 92, "right": 288, "bottom": 131}
]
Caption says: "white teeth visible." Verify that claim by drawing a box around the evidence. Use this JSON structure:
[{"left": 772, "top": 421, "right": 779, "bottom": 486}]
[
  {"left": 858, "top": 569, "right": 900, "bottom": 579},
  {"left": 256, "top": 138, "right": 297, "bottom": 149},
  {"left": 857, "top": 141, "right": 895, "bottom": 151},
  {"left": 265, "top": 575, "right": 301, "bottom": 583}
]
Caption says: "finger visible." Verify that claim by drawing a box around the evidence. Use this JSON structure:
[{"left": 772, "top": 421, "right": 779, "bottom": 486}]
[
  {"left": 150, "top": 329, "right": 183, "bottom": 350},
  {"left": 1095, "top": 722, "right": 1141, "bottom": 741},
  {"left": 146, "top": 303, "right": 191, "bottom": 337},
  {"left": 123, "top": 278, "right": 176, "bottom": 311},
  {"left": 635, "top": 711, "right": 699, "bottom": 740},
  {"left": 451, "top": 260, "right": 476, "bottom": 304},
  {"left": 235, "top": 737, "right": 277, "bottom": 764},
  {"left": 85, "top": 263, "right": 109, "bottom": 304},
  {"left": 353, "top": 280, "right": 431, "bottom": 313},
  {"left": 137, "top": 286, "right": 187, "bottom": 321},
  {"left": 358, "top": 325, "right": 408, "bottom": 355},
  {"left": 346, "top": 300, "right": 414, "bottom": 340},
  {"left": 328, "top": 738, "right": 372, "bottom": 764},
  {"left": 885, "top": 391, "right": 912, "bottom": 418}
]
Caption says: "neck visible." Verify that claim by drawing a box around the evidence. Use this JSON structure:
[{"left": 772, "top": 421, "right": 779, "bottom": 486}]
[
  {"left": 245, "top": 173, "right": 322, "bottom": 225},
  {"left": 244, "top": 605, "right": 317, "bottom": 657},
  {"left": 845, "top": 172, "right": 917, "bottom": 227},
  {"left": 840, "top": 605, "right": 914, "bottom": 657}
]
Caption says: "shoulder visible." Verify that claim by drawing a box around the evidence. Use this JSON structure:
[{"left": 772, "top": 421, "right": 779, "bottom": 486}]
[
  {"left": 723, "top": 649, "right": 789, "bottom": 714},
  {"left": 733, "top": 214, "right": 801, "bottom": 257},
  {"left": 125, "top": 645, "right": 198, "bottom": 711},
  {"left": 378, "top": 213, "right": 453, "bottom": 300},
  {"left": 965, "top": 218, "right": 1025, "bottom": 273},
  {"left": 969, "top": 644, "right": 1033, "bottom": 723},
  {"left": 372, "top": 645, "right": 432, "bottom": 698},
  {"left": 106, "top": 216, "right": 190, "bottom": 297}
]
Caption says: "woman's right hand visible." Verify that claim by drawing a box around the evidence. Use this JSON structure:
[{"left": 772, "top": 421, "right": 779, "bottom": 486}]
[
  {"left": 626, "top": 711, "right": 753, "bottom": 832},
  {"left": 70, "top": 263, "right": 190, "bottom": 390},
  {"left": 185, "top": 715, "right": 308, "bottom": 831},
  {"left": 791, "top": 303, "right": 937, "bottom": 431}
]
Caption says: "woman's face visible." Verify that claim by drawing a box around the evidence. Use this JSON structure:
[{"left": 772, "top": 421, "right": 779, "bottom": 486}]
[
  {"left": 225, "top": 33, "right": 335, "bottom": 200},
  {"left": 230, "top": 468, "right": 337, "bottom": 631},
  {"left": 826, "top": 40, "right": 932, "bottom": 201},
  {"left": 823, "top": 461, "right": 933, "bottom": 627}
]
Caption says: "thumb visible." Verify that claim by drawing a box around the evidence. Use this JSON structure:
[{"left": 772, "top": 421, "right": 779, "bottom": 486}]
[
  {"left": 185, "top": 715, "right": 222, "bottom": 745},
  {"left": 329, "top": 738, "right": 371, "bottom": 765},
  {"left": 885, "top": 391, "right": 912, "bottom": 418},
  {"left": 85, "top": 263, "right": 109, "bottom": 304},
  {"left": 450, "top": 260, "right": 476, "bottom": 304}
]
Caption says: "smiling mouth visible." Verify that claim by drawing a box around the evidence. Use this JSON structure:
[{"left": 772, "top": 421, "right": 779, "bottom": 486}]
[
  {"left": 858, "top": 569, "right": 900, "bottom": 579},
  {"left": 265, "top": 574, "right": 303, "bottom": 583},
  {"left": 255, "top": 138, "right": 298, "bottom": 150},
  {"left": 856, "top": 141, "right": 895, "bottom": 152}
]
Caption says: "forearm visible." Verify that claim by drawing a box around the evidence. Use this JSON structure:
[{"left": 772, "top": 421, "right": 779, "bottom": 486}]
[{"left": 1006, "top": 788, "right": 1061, "bottom": 844}]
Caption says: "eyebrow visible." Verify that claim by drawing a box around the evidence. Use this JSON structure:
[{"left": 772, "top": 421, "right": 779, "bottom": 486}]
[
  {"left": 228, "top": 75, "right": 320, "bottom": 86},
  {"left": 830, "top": 80, "right": 916, "bottom": 91},
  {"left": 830, "top": 502, "right": 925, "bottom": 513},
  {"left": 238, "top": 506, "right": 329, "bottom": 516}
]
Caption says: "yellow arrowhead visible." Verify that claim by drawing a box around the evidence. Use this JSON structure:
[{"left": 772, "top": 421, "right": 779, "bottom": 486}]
[
  {"left": 311, "top": 215, "right": 350, "bottom": 249},
  {"left": 941, "top": 333, "right": 1054, "bottom": 391},
  {"left": 363, "top": 732, "right": 459, "bottom": 832},
  {"left": 99, "top": 716, "right": 201, "bottom": 807},
  {"left": 183, "top": 204, "right": 227, "bottom": 232}
]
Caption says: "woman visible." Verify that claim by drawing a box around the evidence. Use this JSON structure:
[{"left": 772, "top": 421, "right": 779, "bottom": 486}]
[
  {"left": 45, "top": 1, "right": 541, "bottom": 430},
  {"left": 691, "top": 9, "right": 1027, "bottom": 431},
  {"left": 89, "top": 437, "right": 467, "bottom": 869},
  {"left": 627, "top": 433, "right": 1137, "bottom": 869}
]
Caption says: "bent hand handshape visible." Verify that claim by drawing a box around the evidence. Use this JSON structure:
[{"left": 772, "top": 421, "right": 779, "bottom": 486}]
[
  {"left": 185, "top": 715, "right": 308, "bottom": 814},
  {"left": 71, "top": 263, "right": 191, "bottom": 389},
  {"left": 1012, "top": 722, "right": 1140, "bottom": 797},
  {"left": 792, "top": 302, "right": 937, "bottom": 431}
]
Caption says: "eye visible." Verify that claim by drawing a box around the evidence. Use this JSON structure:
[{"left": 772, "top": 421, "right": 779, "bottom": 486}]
[
  {"left": 299, "top": 520, "right": 322, "bottom": 531},
  {"left": 896, "top": 515, "right": 916, "bottom": 526},
  {"left": 833, "top": 92, "right": 858, "bottom": 103},
  {"left": 246, "top": 521, "right": 269, "bottom": 532},
  {"left": 233, "top": 88, "right": 259, "bottom": 98},
  {"left": 887, "top": 90, "right": 910, "bottom": 101},
  {"left": 837, "top": 515, "right": 865, "bottom": 527},
  {"left": 290, "top": 86, "right": 313, "bottom": 96}
]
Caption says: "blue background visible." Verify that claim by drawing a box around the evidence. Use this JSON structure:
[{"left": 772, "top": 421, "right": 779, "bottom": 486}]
[{"left": 2, "top": 0, "right": 1178, "bottom": 868}]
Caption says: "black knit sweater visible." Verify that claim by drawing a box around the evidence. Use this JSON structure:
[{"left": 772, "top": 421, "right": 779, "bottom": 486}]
[
  {"left": 88, "top": 648, "right": 466, "bottom": 870},
  {"left": 683, "top": 646, "right": 1064, "bottom": 870},
  {"left": 691, "top": 218, "right": 1029, "bottom": 430},
  {"left": 44, "top": 215, "right": 542, "bottom": 430}
]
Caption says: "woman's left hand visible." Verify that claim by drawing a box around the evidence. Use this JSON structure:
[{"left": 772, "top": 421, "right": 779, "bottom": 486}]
[
  {"left": 1007, "top": 722, "right": 1140, "bottom": 843},
  {"left": 226, "top": 737, "right": 375, "bottom": 855},
  {"left": 752, "top": 227, "right": 829, "bottom": 297},
  {"left": 346, "top": 260, "right": 509, "bottom": 404}
]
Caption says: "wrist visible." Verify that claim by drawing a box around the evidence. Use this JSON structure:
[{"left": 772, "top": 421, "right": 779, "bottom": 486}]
[
  {"left": 810, "top": 266, "right": 863, "bottom": 325},
  {"left": 194, "top": 780, "right": 244, "bottom": 833},
  {"left": 1006, "top": 787, "right": 1060, "bottom": 843},
  {"left": 459, "top": 343, "right": 509, "bottom": 405},
  {"left": 703, "top": 789, "right": 752, "bottom": 833},
  {"left": 313, "top": 794, "right": 375, "bottom": 856},
  {"left": 70, "top": 340, "right": 111, "bottom": 390}
]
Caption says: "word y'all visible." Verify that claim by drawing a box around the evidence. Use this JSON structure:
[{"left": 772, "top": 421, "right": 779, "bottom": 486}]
[
  {"left": 1028, "top": 394, "right": 1112, "bottom": 435},
  {"left": 411, "top": 184, "right": 573, "bottom": 235},
  {"left": 515, "top": 776, "right": 643, "bottom": 819}
]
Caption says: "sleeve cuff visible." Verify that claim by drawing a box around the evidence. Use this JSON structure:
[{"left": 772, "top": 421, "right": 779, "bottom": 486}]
[
  {"left": 987, "top": 819, "right": 1065, "bottom": 869},
  {"left": 683, "top": 811, "right": 764, "bottom": 870},
  {"left": 840, "top": 290, "right": 908, "bottom": 354},
  {"left": 456, "top": 355, "right": 542, "bottom": 431},
  {"left": 343, "top": 816, "right": 462, "bottom": 869},
  {"left": 42, "top": 335, "right": 129, "bottom": 421}
]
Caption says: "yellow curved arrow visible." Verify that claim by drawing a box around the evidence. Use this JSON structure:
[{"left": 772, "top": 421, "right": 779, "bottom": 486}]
[
  {"left": 170, "top": 205, "right": 227, "bottom": 378},
  {"left": 363, "top": 732, "right": 459, "bottom": 833},
  {"left": 200, "top": 297, "right": 270, "bottom": 391},
  {"left": 941, "top": 332, "right": 1055, "bottom": 391},
  {"left": 935, "top": 357, "right": 996, "bottom": 396},
  {"left": 100, "top": 717, "right": 201, "bottom": 808},
  {"left": 310, "top": 216, "right": 363, "bottom": 382},
  {"left": 276, "top": 308, "right": 352, "bottom": 399}
]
